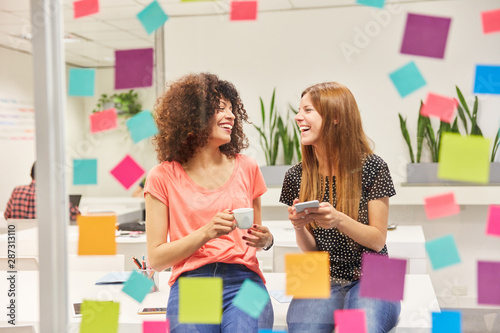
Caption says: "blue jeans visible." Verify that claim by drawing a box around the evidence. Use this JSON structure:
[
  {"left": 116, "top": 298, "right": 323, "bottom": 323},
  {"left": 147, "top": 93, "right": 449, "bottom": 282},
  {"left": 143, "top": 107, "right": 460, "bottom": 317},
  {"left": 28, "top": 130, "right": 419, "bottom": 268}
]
[
  {"left": 167, "top": 263, "right": 274, "bottom": 332},
  {"left": 287, "top": 280, "right": 400, "bottom": 333}
]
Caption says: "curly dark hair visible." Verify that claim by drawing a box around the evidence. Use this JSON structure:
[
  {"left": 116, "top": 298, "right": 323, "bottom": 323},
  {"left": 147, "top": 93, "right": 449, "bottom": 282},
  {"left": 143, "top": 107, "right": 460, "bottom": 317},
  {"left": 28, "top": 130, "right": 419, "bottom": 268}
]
[{"left": 153, "top": 73, "right": 249, "bottom": 164}]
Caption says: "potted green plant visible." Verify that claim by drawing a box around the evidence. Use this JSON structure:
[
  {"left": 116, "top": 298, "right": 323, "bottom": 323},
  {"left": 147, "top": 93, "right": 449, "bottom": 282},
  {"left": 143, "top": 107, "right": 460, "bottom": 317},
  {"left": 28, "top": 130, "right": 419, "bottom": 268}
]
[
  {"left": 399, "top": 86, "right": 500, "bottom": 184},
  {"left": 93, "top": 89, "right": 142, "bottom": 118},
  {"left": 253, "top": 88, "right": 302, "bottom": 186}
]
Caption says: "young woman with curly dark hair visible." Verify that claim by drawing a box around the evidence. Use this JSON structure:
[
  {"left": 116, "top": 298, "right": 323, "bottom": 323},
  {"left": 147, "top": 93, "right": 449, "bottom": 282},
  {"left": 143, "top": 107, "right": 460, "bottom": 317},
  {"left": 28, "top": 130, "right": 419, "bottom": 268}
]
[{"left": 144, "top": 73, "right": 274, "bottom": 332}]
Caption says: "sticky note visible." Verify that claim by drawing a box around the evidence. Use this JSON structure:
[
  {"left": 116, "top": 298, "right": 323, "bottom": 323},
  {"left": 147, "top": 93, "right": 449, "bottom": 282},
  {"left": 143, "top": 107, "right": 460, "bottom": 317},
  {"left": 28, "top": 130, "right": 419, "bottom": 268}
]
[
  {"left": 68, "top": 68, "right": 95, "bottom": 97},
  {"left": 74, "top": 0, "right": 99, "bottom": 19},
  {"left": 400, "top": 13, "right": 451, "bottom": 59},
  {"left": 356, "top": 0, "right": 385, "bottom": 9},
  {"left": 110, "top": 155, "right": 145, "bottom": 190},
  {"left": 179, "top": 277, "right": 222, "bottom": 324},
  {"left": 478, "top": 260, "right": 500, "bottom": 305},
  {"left": 334, "top": 309, "right": 367, "bottom": 333},
  {"left": 474, "top": 65, "right": 500, "bottom": 95},
  {"left": 389, "top": 61, "right": 426, "bottom": 98},
  {"left": 285, "top": 252, "right": 330, "bottom": 299},
  {"left": 126, "top": 110, "right": 158, "bottom": 143},
  {"left": 359, "top": 253, "right": 406, "bottom": 302},
  {"left": 420, "top": 92, "right": 457, "bottom": 123},
  {"left": 230, "top": 1, "right": 258, "bottom": 21},
  {"left": 432, "top": 310, "right": 461, "bottom": 333},
  {"left": 486, "top": 205, "right": 500, "bottom": 237},
  {"left": 122, "top": 270, "right": 154, "bottom": 303},
  {"left": 137, "top": 0, "right": 168, "bottom": 35},
  {"left": 90, "top": 108, "right": 118, "bottom": 133},
  {"left": 73, "top": 159, "right": 97, "bottom": 185},
  {"left": 115, "top": 48, "right": 154, "bottom": 90},
  {"left": 438, "top": 133, "right": 490, "bottom": 184},
  {"left": 143, "top": 320, "right": 169, "bottom": 333},
  {"left": 425, "top": 234, "right": 461, "bottom": 270},
  {"left": 80, "top": 300, "right": 119, "bottom": 333},
  {"left": 77, "top": 214, "right": 117, "bottom": 255},
  {"left": 481, "top": 9, "right": 500, "bottom": 34},
  {"left": 424, "top": 192, "right": 460, "bottom": 220},
  {"left": 232, "top": 279, "right": 270, "bottom": 319}
]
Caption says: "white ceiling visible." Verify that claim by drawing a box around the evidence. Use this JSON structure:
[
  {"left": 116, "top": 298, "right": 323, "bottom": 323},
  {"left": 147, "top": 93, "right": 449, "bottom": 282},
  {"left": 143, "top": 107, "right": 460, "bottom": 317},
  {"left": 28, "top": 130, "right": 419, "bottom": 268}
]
[{"left": 0, "top": 0, "right": 433, "bottom": 68}]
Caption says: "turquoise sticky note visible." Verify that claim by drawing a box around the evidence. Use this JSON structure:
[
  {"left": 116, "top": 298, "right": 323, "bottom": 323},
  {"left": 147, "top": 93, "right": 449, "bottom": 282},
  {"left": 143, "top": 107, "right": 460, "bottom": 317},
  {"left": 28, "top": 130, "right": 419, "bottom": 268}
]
[
  {"left": 389, "top": 61, "right": 426, "bottom": 97},
  {"left": 432, "top": 310, "right": 461, "bottom": 333},
  {"left": 232, "top": 279, "right": 270, "bottom": 319},
  {"left": 126, "top": 110, "right": 158, "bottom": 143},
  {"left": 137, "top": 0, "right": 168, "bottom": 35},
  {"left": 356, "top": 0, "right": 385, "bottom": 8},
  {"left": 68, "top": 68, "right": 95, "bottom": 97},
  {"left": 122, "top": 270, "right": 154, "bottom": 303},
  {"left": 73, "top": 159, "right": 97, "bottom": 185},
  {"left": 425, "top": 234, "right": 461, "bottom": 270}
]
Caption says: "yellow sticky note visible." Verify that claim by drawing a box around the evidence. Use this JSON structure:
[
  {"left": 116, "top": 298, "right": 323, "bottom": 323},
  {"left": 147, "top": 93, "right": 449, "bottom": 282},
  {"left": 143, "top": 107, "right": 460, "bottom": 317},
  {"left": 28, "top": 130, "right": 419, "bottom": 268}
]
[
  {"left": 438, "top": 133, "right": 490, "bottom": 184},
  {"left": 285, "top": 252, "right": 330, "bottom": 299},
  {"left": 80, "top": 300, "right": 119, "bottom": 333},
  {"left": 178, "top": 277, "right": 222, "bottom": 324},
  {"left": 77, "top": 214, "right": 117, "bottom": 255}
]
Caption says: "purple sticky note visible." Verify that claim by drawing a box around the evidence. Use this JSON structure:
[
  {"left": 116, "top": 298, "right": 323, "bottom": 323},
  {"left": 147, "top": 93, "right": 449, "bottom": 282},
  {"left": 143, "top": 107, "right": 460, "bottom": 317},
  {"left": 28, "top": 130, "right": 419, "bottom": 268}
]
[
  {"left": 334, "top": 309, "right": 367, "bottom": 333},
  {"left": 115, "top": 48, "right": 154, "bottom": 90},
  {"left": 400, "top": 13, "right": 452, "bottom": 59},
  {"left": 486, "top": 205, "right": 500, "bottom": 237},
  {"left": 110, "top": 155, "right": 145, "bottom": 190},
  {"left": 143, "top": 320, "right": 169, "bottom": 333},
  {"left": 359, "top": 253, "right": 406, "bottom": 302},
  {"left": 90, "top": 108, "right": 117, "bottom": 133},
  {"left": 478, "top": 260, "right": 500, "bottom": 306}
]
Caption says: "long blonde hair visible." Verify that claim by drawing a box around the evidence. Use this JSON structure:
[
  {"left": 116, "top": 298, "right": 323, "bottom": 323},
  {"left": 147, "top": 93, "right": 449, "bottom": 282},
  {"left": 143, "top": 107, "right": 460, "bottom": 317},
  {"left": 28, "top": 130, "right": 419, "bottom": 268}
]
[{"left": 299, "top": 82, "right": 373, "bottom": 221}]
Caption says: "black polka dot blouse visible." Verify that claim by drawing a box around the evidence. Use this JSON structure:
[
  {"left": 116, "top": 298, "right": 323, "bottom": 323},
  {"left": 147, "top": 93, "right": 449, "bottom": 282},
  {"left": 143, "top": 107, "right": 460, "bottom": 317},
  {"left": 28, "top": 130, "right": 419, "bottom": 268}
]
[{"left": 279, "top": 154, "right": 396, "bottom": 283}]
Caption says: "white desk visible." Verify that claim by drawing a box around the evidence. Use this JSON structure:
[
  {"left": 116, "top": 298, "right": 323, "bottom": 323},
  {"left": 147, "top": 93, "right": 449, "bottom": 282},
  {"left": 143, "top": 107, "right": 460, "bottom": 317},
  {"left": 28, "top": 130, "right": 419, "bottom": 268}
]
[
  {"left": 262, "top": 221, "right": 427, "bottom": 274},
  {"left": 0, "top": 271, "right": 439, "bottom": 332},
  {"left": 79, "top": 197, "right": 145, "bottom": 224}
]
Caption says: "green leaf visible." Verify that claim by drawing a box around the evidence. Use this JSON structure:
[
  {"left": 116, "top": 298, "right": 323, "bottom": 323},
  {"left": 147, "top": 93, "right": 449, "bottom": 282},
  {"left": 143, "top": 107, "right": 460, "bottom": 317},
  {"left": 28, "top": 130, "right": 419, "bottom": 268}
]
[
  {"left": 416, "top": 103, "right": 427, "bottom": 163},
  {"left": 456, "top": 85, "right": 472, "bottom": 120},
  {"left": 398, "top": 113, "right": 415, "bottom": 163},
  {"left": 491, "top": 128, "right": 500, "bottom": 162},
  {"left": 456, "top": 104, "right": 469, "bottom": 135}
]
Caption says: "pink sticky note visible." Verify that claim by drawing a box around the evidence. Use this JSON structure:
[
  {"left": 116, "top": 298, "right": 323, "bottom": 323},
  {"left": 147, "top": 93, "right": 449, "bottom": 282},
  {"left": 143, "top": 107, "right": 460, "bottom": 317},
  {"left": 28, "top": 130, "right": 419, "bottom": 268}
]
[
  {"left": 74, "top": 0, "right": 99, "bottom": 19},
  {"left": 143, "top": 320, "right": 169, "bottom": 332},
  {"left": 230, "top": 1, "right": 258, "bottom": 21},
  {"left": 486, "top": 205, "right": 500, "bottom": 237},
  {"left": 478, "top": 260, "right": 500, "bottom": 306},
  {"left": 424, "top": 192, "right": 460, "bottom": 220},
  {"left": 334, "top": 309, "right": 367, "bottom": 333},
  {"left": 420, "top": 92, "right": 458, "bottom": 123},
  {"left": 90, "top": 108, "right": 117, "bottom": 133},
  {"left": 110, "top": 155, "right": 145, "bottom": 190},
  {"left": 359, "top": 253, "right": 406, "bottom": 302},
  {"left": 481, "top": 9, "right": 500, "bottom": 34}
]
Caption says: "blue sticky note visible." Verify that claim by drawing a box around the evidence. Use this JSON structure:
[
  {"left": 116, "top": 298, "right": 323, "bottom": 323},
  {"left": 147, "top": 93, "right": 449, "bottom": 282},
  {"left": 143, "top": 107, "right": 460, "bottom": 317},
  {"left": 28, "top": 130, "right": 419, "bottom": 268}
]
[
  {"left": 356, "top": 0, "right": 385, "bottom": 8},
  {"left": 432, "top": 310, "right": 462, "bottom": 333},
  {"left": 126, "top": 110, "right": 158, "bottom": 143},
  {"left": 232, "top": 279, "right": 270, "bottom": 319},
  {"left": 389, "top": 61, "right": 426, "bottom": 97},
  {"left": 136, "top": 0, "right": 168, "bottom": 35},
  {"left": 474, "top": 65, "right": 500, "bottom": 94},
  {"left": 425, "top": 234, "right": 461, "bottom": 270},
  {"left": 73, "top": 159, "right": 97, "bottom": 185},
  {"left": 68, "top": 68, "right": 95, "bottom": 97},
  {"left": 122, "top": 270, "right": 154, "bottom": 303}
]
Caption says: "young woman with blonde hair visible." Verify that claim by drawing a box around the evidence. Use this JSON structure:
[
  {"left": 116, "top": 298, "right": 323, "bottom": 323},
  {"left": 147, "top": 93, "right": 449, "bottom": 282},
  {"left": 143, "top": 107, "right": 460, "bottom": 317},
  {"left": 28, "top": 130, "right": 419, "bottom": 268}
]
[{"left": 280, "top": 82, "right": 400, "bottom": 332}]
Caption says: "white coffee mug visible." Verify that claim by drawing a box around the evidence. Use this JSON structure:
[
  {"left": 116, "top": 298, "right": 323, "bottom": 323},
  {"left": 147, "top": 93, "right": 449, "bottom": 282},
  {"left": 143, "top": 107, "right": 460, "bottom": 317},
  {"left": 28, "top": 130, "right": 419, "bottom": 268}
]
[{"left": 232, "top": 208, "right": 254, "bottom": 229}]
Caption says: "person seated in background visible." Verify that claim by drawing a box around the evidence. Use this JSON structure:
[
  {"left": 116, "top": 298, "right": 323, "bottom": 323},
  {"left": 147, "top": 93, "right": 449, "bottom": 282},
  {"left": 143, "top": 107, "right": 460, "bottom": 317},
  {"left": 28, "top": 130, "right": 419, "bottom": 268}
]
[
  {"left": 131, "top": 177, "right": 146, "bottom": 198},
  {"left": 3, "top": 162, "right": 79, "bottom": 220}
]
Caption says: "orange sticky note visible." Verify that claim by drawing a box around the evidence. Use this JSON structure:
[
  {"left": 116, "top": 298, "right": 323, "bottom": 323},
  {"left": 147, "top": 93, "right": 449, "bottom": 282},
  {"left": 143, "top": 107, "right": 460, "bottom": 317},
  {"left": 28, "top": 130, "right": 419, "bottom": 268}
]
[
  {"left": 420, "top": 92, "right": 457, "bottom": 123},
  {"left": 285, "top": 252, "right": 330, "bottom": 298},
  {"left": 77, "top": 214, "right": 117, "bottom": 255}
]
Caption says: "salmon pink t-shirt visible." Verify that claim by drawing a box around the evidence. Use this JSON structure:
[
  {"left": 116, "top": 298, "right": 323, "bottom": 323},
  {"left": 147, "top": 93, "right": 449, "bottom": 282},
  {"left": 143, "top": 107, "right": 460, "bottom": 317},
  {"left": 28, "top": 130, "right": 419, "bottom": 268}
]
[{"left": 144, "top": 154, "right": 267, "bottom": 286}]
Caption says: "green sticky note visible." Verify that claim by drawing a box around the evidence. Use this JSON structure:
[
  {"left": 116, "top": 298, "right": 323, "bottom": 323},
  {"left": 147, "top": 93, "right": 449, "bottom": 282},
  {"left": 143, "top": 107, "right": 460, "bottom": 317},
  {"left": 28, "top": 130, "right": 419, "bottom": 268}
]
[
  {"left": 136, "top": 0, "right": 168, "bottom": 35},
  {"left": 438, "top": 133, "right": 490, "bottom": 183},
  {"left": 232, "top": 279, "right": 270, "bottom": 319},
  {"left": 126, "top": 110, "right": 158, "bottom": 144},
  {"left": 179, "top": 277, "right": 222, "bottom": 324},
  {"left": 80, "top": 300, "right": 119, "bottom": 333},
  {"left": 122, "top": 270, "right": 154, "bottom": 303},
  {"left": 73, "top": 159, "right": 97, "bottom": 185},
  {"left": 68, "top": 68, "right": 95, "bottom": 96},
  {"left": 425, "top": 234, "right": 461, "bottom": 270}
]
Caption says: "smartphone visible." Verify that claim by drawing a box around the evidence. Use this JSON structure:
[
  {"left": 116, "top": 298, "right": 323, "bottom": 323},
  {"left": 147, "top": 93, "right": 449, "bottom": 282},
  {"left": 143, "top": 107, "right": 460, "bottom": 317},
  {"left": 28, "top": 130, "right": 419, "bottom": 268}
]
[
  {"left": 137, "top": 307, "right": 167, "bottom": 315},
  {"left": 72, "top": 303, "right": 82, "bottom": 317},
  {"left": 295, "top": 200, "right": 320, "bottom": 213}
]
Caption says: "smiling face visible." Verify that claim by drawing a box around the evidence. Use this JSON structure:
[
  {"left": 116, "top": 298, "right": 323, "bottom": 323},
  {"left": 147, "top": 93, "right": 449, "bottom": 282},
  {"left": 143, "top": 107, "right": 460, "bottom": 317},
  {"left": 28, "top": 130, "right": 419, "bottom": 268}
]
[
  {"left": 210, "top": 96, "right": 235, "bottom": 146},
  {"left": 295, "top": 93, "right": 324, "bottom": 148}
]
